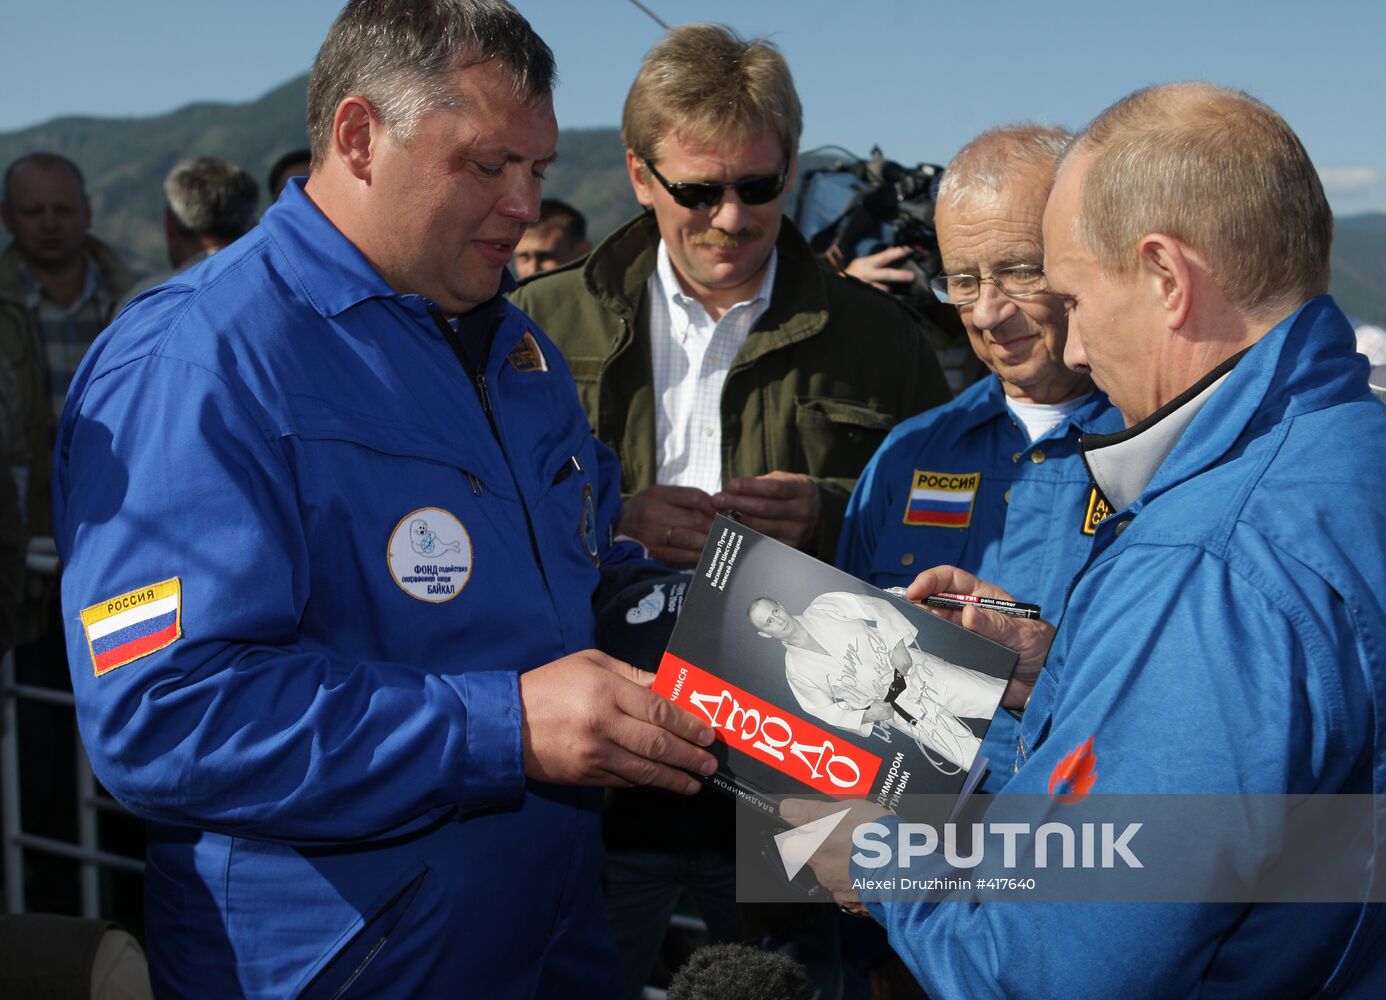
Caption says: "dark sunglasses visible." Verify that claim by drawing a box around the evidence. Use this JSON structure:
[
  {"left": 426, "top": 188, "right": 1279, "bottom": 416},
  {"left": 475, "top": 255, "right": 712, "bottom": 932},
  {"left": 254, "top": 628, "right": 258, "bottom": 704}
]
[{"left": 643, "top": 158, "right": 789, "bottom": 210}]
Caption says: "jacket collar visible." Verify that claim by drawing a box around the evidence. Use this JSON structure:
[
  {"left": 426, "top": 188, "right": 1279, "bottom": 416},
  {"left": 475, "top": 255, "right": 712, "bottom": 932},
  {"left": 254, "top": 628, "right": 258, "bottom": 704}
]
[
  {"left": 258, "top": 178, "right": 516, "bottom": 320},
  {"left": 1080, "top": 296, "right": 1366, "bottom": 515},
  {"left": 577, "top": 210, "right": 831, "bottom": 354},
  {"left": 1082, "top": 354, "right": 1240, "bottom": 513}
]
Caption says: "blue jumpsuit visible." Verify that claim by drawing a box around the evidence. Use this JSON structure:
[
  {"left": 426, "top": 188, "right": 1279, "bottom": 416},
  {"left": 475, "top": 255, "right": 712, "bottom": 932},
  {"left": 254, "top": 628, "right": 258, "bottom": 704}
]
[
  {"left": 54, "top": 181, "right": 633, "bottom": 998},
  {"left": 858, "top": 298, "right": 1386, "bottom": 996},
  {"left": 837, "top": 377, "right": 1121, "bottom": 786}
]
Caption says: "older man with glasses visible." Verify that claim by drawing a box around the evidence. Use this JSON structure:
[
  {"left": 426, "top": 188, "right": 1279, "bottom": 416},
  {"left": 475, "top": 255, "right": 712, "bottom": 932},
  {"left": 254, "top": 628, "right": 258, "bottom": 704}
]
[
  {"left": 837, "top": 124, "right": 1122, "bottom": 783},
  {"left": 511, "top": 24, "right": 949, "bottom": 573}
]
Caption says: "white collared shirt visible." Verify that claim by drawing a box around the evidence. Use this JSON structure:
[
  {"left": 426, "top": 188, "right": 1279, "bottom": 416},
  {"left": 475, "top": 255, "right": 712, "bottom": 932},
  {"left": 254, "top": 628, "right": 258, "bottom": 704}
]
[{"left": 648, "top": 241, "right": 777, "bottom": 493}]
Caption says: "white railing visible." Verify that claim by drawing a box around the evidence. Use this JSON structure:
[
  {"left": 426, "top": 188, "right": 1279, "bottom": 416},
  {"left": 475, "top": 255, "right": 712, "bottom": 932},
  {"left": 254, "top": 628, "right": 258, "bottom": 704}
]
[{"left": 0, "top": 541, "right": 143, "bottom": 917}]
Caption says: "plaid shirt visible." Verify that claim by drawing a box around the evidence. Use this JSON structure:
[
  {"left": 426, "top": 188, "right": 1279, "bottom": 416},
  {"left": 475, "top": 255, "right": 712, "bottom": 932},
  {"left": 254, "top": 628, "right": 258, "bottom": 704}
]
[
  {"left": 21, "top": 256, "right": 114, "bottom": 419},
  {"left": 647, "top": 242, "right": 777, "bottom": 494}
]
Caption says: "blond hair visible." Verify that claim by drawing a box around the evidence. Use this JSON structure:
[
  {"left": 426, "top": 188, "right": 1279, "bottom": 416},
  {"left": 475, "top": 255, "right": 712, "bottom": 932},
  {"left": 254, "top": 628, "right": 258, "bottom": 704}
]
[
  {"left": 1067, "top": 82, "right": 1331, "bottom": 315},
  {"left": 937, "top": 123, "right": 1073, "bottom": 208},
  {"left": 621, "top": 23, "right": 802, "bottom": 164}
]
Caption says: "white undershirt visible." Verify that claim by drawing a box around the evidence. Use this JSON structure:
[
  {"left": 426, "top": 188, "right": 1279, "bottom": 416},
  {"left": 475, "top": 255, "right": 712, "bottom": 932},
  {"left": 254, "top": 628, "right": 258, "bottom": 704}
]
[
  {"left": 1004, "top": 392, "right": 1093, "bottom": 444},
  {"left": 647, "top": 242, "right": 777, "bottom": 493}
]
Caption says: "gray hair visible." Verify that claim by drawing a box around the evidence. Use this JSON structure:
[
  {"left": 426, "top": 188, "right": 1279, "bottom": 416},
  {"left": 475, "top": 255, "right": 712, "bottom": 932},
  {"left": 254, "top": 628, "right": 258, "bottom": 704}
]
[
  {"left": 163, "top": 158, "right": 259, "bottom": 242},
  {"left": 937, "top": 124, "right": 1073, "bottom": 208},
  {"left": 306, "top": 0, "right": 556, "bottom": 163}
]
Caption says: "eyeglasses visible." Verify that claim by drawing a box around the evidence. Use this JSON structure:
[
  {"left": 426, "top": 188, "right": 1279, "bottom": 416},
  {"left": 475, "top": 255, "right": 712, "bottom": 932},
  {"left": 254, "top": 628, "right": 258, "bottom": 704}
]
[
  {"left": 929, "top": 264, "right": 1049, "bottom": 306},
  {"left": 642, "top": 158, "right": 789, "bottom": 211}
]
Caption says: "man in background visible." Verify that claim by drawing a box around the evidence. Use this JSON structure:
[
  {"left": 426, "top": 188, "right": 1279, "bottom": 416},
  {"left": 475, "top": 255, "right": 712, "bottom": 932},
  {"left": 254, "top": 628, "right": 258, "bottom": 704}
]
[
  {"left": 266, "top": 147, "right": 311, "bottom": 202},
  {"left": 512, "top": 24, "right": 949, "bottom": 569},
  {"left": 119, "top": 157, "right": 259, "bottom": 308},
  {"left": 513, "top": 197, "right": 590, "bottom": 278},
  {"left": 0, "top": 150, "right": 141, "bottom": 917},
  {"left": 512, "top": 26, "right": 948, "bottom": 996},
  {"left": 0, "top": 153, "right": 140, "bottom": 575}
]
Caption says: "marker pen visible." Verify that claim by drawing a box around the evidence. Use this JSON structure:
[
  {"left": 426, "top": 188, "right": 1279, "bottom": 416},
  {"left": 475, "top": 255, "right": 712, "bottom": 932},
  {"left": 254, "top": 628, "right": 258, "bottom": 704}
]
[{"left": 924, "top": 592, "right": 1041, "bottom": 620}]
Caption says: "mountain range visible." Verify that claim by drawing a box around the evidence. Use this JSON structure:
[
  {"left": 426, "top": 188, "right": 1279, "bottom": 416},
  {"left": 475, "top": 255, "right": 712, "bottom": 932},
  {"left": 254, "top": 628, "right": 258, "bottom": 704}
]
[{"left": 3, "top": 73, "right": 1384, "bottom": 327}]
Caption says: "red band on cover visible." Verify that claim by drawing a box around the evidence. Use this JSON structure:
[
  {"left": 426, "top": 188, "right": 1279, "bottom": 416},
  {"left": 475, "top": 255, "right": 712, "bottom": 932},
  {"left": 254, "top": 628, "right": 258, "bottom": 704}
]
[{"left": 656, "top": 652, "right": 883, "bottom": 798}]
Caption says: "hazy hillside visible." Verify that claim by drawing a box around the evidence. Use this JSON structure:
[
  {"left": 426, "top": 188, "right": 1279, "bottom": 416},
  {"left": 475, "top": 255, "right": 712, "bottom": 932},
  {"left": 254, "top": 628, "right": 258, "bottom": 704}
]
[
  {"left": 0, "top": 76, "right": 316, "bottom": 271},
  {"left": 1330, "top": 213, "right": 1386, "bottom": 327},
  {"left": 0, "top": 73, "right": 638, "bottom": 273},
  {"left": 1, "top": 73, "right": 1383, "bottom": 327}
]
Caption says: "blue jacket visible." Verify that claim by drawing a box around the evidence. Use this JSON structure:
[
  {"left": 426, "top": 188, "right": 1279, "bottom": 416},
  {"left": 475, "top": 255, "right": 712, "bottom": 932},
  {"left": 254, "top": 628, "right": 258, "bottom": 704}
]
[
  {"left": 54, "top": 181, "right": 634, "bottom": 998},
  {"left": 865, "top": 298, "right": 1386, "bottom": 997},
  {"left": 838, "top": 377, "right": 1121, "bottom": 787}
]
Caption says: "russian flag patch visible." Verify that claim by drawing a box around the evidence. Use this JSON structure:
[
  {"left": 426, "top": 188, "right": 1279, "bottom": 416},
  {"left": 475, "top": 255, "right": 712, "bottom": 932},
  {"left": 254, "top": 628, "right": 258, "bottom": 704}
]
[
  {"left": 80, "top": 578, "right": 183, "bottom": 676},
  {"left": 902, "top": 470, "right": 980, "bottom": 529}
]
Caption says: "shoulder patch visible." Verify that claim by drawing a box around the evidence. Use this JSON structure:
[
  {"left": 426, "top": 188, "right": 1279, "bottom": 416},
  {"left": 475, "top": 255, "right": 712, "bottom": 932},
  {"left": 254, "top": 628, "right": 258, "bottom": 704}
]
[
  {"left": 1081, "top": 487, "right": 1113, "bottom": 535},
  {"left": 507, "top": 330, "right": 548, "bottom": 373},
  {"left": 81, "top": 578, "right": 183, "bottom": 676},
  {"left": 903, "top": 470, "right": 979, "bottom": 529}
]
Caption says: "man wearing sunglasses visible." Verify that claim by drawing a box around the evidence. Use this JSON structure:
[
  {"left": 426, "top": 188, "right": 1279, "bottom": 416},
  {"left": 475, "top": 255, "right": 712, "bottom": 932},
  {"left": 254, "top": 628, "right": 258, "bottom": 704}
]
[
  {"left": 511, "top": 23, "right": 948, "bottom": 996},
  {"left": 511, "top": 24, "right": 948, "bottom": 573}
]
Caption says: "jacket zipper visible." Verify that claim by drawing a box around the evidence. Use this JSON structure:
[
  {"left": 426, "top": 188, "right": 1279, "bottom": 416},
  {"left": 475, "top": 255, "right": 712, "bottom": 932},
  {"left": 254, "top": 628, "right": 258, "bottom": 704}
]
[{"left": 430, "top": 308, "right": 551, "bottom": 588}]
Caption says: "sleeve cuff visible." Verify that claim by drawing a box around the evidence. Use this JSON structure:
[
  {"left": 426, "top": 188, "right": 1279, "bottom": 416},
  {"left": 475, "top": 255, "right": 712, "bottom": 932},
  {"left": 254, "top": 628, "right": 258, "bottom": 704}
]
[{"left": 449, "top": 669, "right": 525, "bottom": 807}]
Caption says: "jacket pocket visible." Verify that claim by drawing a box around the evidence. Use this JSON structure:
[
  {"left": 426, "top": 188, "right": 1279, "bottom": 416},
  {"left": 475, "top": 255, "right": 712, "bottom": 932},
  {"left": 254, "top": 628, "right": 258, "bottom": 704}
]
[
  {"left": 794, "top": 397, "right": 897, "bottom": 479},
  {"left": 294, "top": 865, "right": 431, "bottom": 1000},
  {"left": 536, "top": 428, "right": 605, "bottom": 578}
]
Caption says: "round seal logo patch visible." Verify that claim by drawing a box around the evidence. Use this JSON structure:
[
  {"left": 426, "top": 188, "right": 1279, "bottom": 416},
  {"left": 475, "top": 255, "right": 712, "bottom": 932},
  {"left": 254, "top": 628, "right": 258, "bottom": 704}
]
[{"left": 387, "top": 507, "right": 472, "bottom": 603}]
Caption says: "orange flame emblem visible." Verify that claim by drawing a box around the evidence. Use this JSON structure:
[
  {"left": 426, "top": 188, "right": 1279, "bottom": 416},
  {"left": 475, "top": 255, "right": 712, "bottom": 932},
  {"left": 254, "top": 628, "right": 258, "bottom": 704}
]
[{"left": 1048, "top": 736, "right": 1097, "bottom": 803}]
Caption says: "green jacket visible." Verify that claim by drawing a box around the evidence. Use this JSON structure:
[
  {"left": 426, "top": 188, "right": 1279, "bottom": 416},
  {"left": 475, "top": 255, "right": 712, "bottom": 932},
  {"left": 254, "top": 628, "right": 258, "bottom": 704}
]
[
  {"left": 0, "top": 236, "right": 140, "bottom": 643},
  {"left": 510, "top": 213, "right": 951, "bottom": 561}
]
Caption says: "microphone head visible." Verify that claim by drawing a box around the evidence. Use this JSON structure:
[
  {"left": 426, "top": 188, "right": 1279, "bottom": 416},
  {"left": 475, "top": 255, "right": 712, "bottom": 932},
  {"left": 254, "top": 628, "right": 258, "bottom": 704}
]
[{"left": 667, "top": 943, "right": 814, "bottom": 1000}]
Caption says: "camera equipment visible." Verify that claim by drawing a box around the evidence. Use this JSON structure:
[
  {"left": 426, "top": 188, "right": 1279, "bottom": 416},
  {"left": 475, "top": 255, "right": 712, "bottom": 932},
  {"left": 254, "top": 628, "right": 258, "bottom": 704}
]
[
  {"left": 793, "top": 146, "right": 946, "bottom": 300},
  {"left": 795, "top": 146, "right": 980, "bottom": 392}
]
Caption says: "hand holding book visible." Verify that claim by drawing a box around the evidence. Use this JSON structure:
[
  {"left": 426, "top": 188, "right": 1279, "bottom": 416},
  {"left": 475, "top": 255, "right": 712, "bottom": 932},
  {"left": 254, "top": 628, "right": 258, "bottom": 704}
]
[{"left": 518, "top": 649, "right": 717, "bottom": 794}]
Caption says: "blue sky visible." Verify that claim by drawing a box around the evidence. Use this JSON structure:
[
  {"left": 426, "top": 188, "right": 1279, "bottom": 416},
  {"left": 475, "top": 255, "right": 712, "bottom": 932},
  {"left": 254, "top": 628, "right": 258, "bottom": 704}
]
[{"left": 3, "top": 0, "right": 1384, "bottom": 214}]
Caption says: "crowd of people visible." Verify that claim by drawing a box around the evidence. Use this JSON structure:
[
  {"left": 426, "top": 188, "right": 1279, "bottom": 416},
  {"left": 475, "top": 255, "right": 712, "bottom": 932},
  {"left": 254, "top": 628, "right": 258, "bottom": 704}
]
[{"left": 2, "top": 1, "right": 1383, "bottom": 998}]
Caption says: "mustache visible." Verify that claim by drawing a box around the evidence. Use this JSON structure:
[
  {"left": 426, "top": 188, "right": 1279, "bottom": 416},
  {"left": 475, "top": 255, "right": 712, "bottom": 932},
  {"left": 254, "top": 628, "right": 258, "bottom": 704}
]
[{"left": 690, "top": 227, "right": 764, "bottom": 248}]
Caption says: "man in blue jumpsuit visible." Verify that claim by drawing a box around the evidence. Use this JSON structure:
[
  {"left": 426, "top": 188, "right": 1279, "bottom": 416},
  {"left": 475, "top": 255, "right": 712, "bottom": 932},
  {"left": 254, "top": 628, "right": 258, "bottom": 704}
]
[
  {"left": 794, "top": 83, "right": 1386, "bottom": 996},
  {"left": 837, "top": 125, "right": 1121, "bottom": 781},
  {"left": 52, "top": 2, "right": 715, "bottom": 996}
]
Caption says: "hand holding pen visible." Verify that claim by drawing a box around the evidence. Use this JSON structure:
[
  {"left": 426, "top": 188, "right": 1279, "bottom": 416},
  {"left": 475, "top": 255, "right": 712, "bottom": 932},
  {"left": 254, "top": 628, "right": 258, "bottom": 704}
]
[{"left": 903, "top": 565, "right": 1055, "bottom": 711}]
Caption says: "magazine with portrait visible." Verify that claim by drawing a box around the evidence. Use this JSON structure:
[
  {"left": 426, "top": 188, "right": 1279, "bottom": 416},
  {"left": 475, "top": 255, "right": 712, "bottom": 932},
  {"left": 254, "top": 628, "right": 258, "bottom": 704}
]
[{"left": 653, "top": 515, "right": 1018, "bottom": 824}]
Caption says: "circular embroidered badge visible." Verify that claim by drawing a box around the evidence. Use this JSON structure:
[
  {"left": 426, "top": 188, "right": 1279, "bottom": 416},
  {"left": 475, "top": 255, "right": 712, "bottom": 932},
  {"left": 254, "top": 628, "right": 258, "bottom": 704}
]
[{"left": 387, "top": 507, "right": 473, "bottom": 603}]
